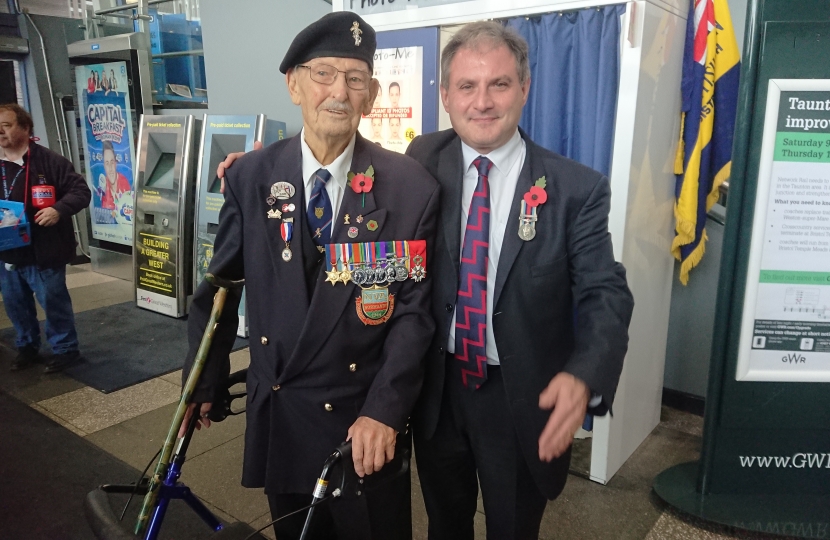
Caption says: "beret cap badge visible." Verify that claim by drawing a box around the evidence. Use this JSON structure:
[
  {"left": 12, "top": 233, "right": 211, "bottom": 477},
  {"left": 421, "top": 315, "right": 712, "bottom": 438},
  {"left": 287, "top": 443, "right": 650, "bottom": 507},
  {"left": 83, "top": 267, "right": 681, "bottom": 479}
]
[{"left": 351, "top": 21, "right": 363, "bottom": 46}]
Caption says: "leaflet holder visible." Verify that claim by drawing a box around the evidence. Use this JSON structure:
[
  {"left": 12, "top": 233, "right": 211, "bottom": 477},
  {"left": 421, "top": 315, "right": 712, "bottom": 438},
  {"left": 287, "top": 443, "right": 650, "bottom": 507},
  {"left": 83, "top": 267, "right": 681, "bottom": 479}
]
[
  {"left": 194, "top": 115, "right": 285, "bottom": 336},
  {"left": 134, "top": 115, "right": 201, "bottom": 317}
]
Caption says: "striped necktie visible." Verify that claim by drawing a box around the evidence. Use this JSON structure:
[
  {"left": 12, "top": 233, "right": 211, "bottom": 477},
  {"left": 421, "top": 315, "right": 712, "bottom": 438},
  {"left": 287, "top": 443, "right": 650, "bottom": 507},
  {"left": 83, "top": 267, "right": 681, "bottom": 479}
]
[
  {"left": 455, "top": 156, "right": 493, "bottom": 390},
  {"left": 307, "top": 168, "right": 333, "bottom": 247}
]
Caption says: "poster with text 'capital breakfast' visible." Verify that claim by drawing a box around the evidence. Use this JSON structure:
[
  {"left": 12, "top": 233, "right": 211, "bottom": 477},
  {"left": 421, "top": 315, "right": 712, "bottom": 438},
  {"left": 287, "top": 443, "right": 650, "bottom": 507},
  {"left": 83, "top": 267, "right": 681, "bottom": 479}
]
[{"left": 75, "top": 61, "right": 136, "bottom": 247}]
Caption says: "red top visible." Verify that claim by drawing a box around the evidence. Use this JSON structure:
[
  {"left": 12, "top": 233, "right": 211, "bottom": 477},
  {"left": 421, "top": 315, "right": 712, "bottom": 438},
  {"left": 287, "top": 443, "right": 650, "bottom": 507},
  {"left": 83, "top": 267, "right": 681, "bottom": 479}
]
[{"left": 100, "top": 173, "right": 130, "bottom": 210}]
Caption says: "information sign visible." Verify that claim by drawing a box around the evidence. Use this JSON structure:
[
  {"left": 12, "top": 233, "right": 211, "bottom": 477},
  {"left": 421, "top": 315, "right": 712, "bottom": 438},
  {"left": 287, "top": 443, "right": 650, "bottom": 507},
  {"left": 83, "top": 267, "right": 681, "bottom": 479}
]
[{"left": 737, "top": 79, "right": 830, "bottom": 381}]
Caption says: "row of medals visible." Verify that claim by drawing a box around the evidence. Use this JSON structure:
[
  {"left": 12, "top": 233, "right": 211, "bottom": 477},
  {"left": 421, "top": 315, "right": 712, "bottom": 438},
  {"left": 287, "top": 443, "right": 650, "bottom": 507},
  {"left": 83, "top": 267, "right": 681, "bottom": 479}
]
[{"left": 329, "top": 255, "right": 425, "bottom": 288}]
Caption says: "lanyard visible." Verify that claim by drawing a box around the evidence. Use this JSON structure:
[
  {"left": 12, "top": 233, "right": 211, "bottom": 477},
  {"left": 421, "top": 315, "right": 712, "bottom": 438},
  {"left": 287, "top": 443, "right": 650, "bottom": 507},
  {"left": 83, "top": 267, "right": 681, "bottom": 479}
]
[{"left": 1, "top": 161, "right": 25, "bottom": 200}]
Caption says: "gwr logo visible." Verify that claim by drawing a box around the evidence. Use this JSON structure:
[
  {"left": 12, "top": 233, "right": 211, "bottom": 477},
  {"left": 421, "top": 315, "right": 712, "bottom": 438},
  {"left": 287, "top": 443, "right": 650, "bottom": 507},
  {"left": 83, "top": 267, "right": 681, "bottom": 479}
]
[{"left": 782, "top": 353, "right": 807, "bottom": 364}]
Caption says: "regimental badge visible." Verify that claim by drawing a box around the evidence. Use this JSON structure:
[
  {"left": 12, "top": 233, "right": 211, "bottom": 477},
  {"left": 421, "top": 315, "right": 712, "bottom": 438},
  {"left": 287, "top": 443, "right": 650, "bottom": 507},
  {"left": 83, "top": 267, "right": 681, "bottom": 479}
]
[
  {"left": 356, "top": 215, "right": 364, "bottom": 224},
  {"left": 271, "top": 182, "right": 295, "bottom": 200},
  {"left": 348, "top": 226, "right": 359, "bottom": 239},
  {"left": 367, "top": 220, "right": 378, "bottom": 231},
  {"left": 344, "top": 214, "right": 351, "bottom": 225},
  {"left": 267, "top": 208, "right": 282, "bottom": 219},
  {"left": 315, "top": 207, "right": 324, "bottom": 219},
  {"left": 350, "top": 21, "right": 363, "bottom": 46},
  {"left": 356, "top": 285, "right": 395, "bottom": 325},
  {"left": 282, "top": 203, "right": 295, "bottom": 213}
]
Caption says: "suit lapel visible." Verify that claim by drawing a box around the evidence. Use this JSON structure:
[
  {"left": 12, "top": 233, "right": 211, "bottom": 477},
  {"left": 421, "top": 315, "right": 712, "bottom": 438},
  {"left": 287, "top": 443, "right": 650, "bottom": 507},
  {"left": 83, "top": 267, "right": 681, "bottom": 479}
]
[
  {"left": 262, "top": 136, "right": 311, "bottom": 357},
  {"left": 493, "top": 132, "right": 537, "bottom": 308},
  {"left": 438, "top": 136, "right": 464, "bottom": 278},
  {"left": 333, "top": 134, "right": 382, "bottom": 242}
]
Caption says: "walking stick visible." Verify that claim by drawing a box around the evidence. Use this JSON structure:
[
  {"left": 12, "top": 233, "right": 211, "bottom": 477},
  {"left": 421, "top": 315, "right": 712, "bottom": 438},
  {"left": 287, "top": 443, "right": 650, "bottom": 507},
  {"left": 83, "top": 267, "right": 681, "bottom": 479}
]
[{"left": 134, "top": 273, "right": 244, "bottom": 536}]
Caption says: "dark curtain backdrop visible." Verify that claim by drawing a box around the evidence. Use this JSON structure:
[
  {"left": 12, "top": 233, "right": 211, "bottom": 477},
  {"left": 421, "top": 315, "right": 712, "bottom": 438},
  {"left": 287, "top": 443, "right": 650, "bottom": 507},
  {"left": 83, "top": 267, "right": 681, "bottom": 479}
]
[{"left": 507, "top": 5, "right": 626, "bottom": 176}]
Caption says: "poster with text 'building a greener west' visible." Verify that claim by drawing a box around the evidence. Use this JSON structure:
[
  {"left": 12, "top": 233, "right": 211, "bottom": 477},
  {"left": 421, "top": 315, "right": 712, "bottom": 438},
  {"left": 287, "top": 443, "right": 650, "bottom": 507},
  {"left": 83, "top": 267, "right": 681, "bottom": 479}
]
[
  {"left": 75, "top": 61, "right": 136, "bottom": 246},
  {"left": 738, "top": 82, "right": 830, "bottom": 382}
]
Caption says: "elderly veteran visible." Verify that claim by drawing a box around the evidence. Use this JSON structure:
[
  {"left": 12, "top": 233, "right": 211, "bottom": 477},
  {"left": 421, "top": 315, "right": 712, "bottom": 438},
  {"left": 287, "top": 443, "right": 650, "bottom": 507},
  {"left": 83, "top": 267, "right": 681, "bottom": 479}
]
[{"left": 180, "top": 12, "right": 439, "bottom": 540}]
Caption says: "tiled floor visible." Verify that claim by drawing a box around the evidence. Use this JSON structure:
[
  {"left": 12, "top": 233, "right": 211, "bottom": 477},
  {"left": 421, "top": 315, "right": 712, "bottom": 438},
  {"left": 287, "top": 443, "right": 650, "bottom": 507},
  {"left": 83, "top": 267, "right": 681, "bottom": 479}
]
[{"left": 0, "top": 263, "right": 802, "bottom": 539}]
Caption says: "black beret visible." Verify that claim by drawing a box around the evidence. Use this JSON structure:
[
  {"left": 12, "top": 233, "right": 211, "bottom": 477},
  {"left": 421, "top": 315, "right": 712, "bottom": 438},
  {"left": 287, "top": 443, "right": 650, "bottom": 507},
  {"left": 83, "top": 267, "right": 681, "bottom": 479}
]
[{"left": 279, "top": 12, "right": 376, "bottom": 74}]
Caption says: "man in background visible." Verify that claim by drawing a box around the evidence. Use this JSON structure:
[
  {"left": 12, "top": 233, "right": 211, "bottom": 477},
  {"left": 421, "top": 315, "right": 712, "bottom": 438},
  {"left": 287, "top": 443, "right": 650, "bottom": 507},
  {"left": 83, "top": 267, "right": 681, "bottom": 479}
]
[{"left": 0, "top": 104, "right": 90, "bottom": 373}]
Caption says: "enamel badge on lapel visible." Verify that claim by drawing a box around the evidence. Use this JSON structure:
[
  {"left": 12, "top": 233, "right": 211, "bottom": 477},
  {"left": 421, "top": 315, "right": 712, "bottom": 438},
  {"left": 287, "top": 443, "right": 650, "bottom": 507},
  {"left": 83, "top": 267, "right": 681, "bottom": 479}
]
[
  {"left": 266, "top": 196, "right": 281, "bottom": 219},
  {"left": 271, "top": 182, "right": 295, "bottom": 200},
  {"left": 519, "top": 177, "right": 547, "bottom": 241}
]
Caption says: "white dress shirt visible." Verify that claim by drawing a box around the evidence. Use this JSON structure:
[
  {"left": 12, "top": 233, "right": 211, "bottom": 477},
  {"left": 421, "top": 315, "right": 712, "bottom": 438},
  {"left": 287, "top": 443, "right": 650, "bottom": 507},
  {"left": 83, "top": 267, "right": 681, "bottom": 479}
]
[
  {"left": 447, "top": 129, "right": 526, "bottom": 366},
  {"left": 300, "top": 129, "right": 356, "bottom": 237}
]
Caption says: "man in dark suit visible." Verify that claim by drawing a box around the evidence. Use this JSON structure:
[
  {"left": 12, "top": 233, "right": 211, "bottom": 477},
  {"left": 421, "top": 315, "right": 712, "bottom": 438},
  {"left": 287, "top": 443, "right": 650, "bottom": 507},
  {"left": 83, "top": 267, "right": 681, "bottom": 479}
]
[
  {"left": 406, "top": 22, "right": 634, "bottom": 539},
  {"left": 181, "top": 12, "right": 439, "bottom": 540}
]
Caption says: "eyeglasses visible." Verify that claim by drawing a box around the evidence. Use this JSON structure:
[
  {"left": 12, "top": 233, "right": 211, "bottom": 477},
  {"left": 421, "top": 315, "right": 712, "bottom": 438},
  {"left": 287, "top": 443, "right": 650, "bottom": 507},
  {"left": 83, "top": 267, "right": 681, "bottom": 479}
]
[{"left": 296, "top": 64, "right": 371, "bottom": 91}]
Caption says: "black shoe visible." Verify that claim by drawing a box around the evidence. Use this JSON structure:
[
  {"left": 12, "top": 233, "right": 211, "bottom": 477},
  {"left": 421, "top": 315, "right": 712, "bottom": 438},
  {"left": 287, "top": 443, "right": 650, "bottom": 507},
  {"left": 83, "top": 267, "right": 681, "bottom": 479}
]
[
  {"left": 10, "top": 346, "right": 40, "bottom": 371},
  {"left": 43, "top": 351, "right": 81, "bottom": 374}
]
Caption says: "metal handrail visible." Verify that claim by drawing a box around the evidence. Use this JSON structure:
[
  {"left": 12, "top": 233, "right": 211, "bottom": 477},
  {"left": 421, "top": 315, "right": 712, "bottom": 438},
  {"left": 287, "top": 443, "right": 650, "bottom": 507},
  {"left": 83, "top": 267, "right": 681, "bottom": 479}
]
[
  {"left": 152, "top": 49, "right": 204, "bottom": 59},
  {"left": 94, "top": 0, "right": 172, "bottom": 17}
]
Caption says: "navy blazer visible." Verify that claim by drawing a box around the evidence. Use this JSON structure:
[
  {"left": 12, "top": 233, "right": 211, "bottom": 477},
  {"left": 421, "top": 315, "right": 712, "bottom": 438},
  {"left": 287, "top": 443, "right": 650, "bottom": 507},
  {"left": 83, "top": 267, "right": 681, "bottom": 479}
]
[
  {"left": 183, "top": 133, "right": 439, "bottom": 494},
  {"left": 407, "top": 128, "right": 633, "bottom": 499}
]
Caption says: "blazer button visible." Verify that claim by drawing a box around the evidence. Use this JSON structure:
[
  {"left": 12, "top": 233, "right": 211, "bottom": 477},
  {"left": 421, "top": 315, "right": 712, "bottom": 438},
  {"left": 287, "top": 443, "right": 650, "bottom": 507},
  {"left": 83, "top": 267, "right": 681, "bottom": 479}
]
[
  {"left": 261, "top": 336, "right": 269, "bottom": 345},
  {"left": 324, "top": 403, "right": 333, "bottom": 412},
  {"left": 349, "top": 363, "right": 357, "bottom": 372},
  {"left": 445, "top": 303, "right": 453, "bottom": 312},
  {"left": 438, "top": 347, "right": 444, "bottom": 354},
  {"left": 272, "top": 385, "right": 280, "bottom": 391}
]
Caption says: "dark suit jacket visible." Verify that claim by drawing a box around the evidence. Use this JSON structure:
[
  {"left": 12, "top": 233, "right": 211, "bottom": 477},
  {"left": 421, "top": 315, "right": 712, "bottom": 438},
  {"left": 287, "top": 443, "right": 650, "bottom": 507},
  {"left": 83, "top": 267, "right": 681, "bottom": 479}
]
[
  {"left": 407, "top": 129, "right": 633, "bottom": 499},
  {"left": 183, "top": 133, "right": 439, "bottom": 494}
]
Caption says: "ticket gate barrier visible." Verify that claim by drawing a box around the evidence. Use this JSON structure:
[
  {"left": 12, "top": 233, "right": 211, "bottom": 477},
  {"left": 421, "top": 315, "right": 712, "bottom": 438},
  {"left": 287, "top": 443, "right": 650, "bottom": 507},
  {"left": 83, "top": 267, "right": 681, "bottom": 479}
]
[
  {"left": 134, "top": 115, "right": 201, "bottom": 317},
  {"left": 194, "top": 115, "right": 286, "bottom": 336}
]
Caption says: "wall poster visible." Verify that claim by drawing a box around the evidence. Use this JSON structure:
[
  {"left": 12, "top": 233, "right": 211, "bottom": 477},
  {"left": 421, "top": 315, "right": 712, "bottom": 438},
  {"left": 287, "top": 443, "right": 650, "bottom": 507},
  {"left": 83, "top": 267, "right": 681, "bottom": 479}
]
[
  {"left": 737, "top": 79, "right": 830, "bottom": 382},
  {"left": 359, "top": 46, "right": 423, "bottom": 154},
  {"left": 75, "top": 61, "right": 136, "bottom": 246}
]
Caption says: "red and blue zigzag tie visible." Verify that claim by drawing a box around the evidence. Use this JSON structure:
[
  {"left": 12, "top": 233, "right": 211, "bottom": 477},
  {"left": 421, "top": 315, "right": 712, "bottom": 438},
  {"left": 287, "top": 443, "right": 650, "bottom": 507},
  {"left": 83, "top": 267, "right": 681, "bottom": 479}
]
[{"left": 455, "top": 156, "right": 493, "bottom": 390}]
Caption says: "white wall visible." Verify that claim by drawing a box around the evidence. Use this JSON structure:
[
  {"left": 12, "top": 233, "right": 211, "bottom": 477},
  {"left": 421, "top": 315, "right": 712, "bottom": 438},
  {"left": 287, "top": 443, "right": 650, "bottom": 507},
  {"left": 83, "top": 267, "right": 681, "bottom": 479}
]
[{"left": 199, "top": 0, "right": 332, "bottom": 137}]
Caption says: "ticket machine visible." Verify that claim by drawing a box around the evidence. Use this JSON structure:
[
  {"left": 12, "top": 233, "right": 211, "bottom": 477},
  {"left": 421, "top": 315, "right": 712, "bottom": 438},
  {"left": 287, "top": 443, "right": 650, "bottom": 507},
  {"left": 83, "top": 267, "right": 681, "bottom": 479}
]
[
  {"left": 134, "top": 115, "right": 201, "bottom": 317},
  {"left": 194, "top": 115, "right": 285, "bottom": 336}
]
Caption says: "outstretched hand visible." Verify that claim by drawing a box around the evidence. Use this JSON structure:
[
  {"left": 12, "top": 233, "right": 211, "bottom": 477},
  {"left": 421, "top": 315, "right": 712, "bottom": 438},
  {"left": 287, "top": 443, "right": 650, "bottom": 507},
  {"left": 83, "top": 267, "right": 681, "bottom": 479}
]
[
  {"left": 217, "top": 140, "right": 263, "bottom": 194},
  {"left": 538, "top": 373, "right": 590, "bottom": 462}
]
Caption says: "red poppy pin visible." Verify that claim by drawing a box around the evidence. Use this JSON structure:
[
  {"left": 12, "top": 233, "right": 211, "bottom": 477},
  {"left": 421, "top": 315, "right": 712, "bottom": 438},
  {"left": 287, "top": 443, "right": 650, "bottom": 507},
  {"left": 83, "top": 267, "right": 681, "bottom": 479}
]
[
  {"left": 523, "top": 177, "right": 548, "bottom": 207},
  {"left": 348, "top": 165, "right": 375, "bottom": 207}
]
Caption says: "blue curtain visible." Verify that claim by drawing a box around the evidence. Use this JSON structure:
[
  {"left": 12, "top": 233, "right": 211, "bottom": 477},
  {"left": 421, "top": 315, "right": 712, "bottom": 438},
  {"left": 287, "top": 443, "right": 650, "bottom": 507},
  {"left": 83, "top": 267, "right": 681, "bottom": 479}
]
[{"left": 507, "top": 5, "right": 625, "bottom": 176}]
